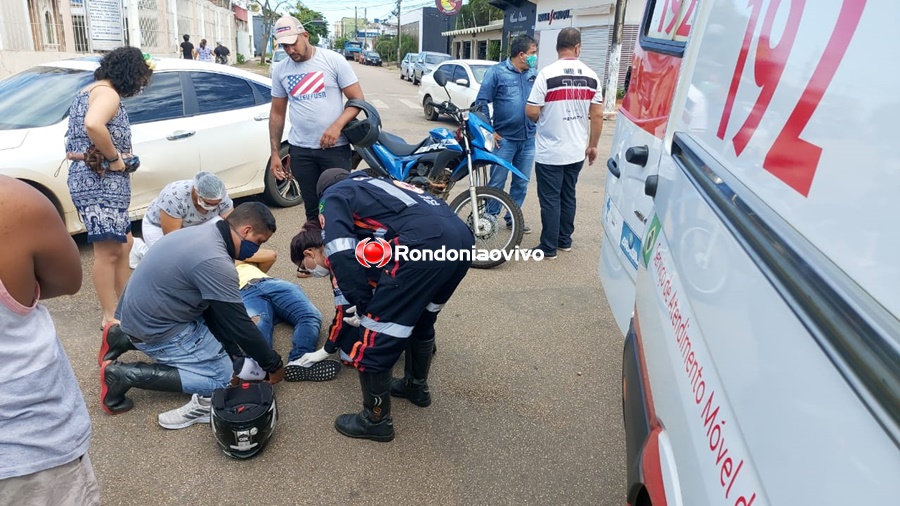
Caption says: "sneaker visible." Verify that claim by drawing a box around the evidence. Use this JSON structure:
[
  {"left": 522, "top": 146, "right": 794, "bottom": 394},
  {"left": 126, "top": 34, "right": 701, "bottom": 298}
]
[
  {"left": 158, "top": 394, "right": 211, "bottom": 430},
  {"left": 506, "top": 222, "right": 533, "bottom": 234},
  {"left": 529, "top": 248, "right": 557, "bottom": 260},
  {"left": 285, "top": 359, "right": 341, "bottom": 382},
  {"left": 558, "top": 245, "right": 572, "bottom": 252}
]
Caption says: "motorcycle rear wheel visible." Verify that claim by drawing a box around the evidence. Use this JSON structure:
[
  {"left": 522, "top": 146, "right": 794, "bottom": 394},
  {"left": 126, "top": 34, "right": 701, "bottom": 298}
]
[{"left": 449, "top": 186, "right": 525, "bottom": 269}]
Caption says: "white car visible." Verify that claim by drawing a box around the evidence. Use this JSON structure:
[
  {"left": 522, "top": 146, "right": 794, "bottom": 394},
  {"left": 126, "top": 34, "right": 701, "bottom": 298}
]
[
  {"left": 417, "top": 59, "right": 495, "bottom": 121},
  {"left": 269, "top": 47, "right": 288, "bottom": 76},
  {"left": 0, "top": 57, "right": 299, "bottom": 235}
]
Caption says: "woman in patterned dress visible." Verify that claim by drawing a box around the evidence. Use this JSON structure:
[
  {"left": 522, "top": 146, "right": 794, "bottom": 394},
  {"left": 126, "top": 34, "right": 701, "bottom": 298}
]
[
  {"left": 66, "top": 46, "right": 152, "bottom": 330},
  {"left": 197, "top": 39, "right": 213, "bottom": 62}
]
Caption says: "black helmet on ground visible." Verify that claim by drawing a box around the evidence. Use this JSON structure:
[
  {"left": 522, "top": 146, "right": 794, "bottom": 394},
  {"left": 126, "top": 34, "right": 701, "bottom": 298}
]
[
  {"left": 341, "top": 99, "right": 381, "bottom": 148},
  {"left": 211, "top": 381, "right": 278, "bottom": 459}
]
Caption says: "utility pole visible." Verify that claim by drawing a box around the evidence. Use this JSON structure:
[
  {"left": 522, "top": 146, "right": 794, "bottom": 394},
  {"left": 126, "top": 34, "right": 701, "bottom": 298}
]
[
  {"left": 396, "top": 0, "right": 402, "bottom": 67},
  {"left": 364, "top": 8, "right": 367, "bottom": 50},
  {"left": 604, "top": 0, "right": 628, "bottom": 115},
  {"left": 354, "top": 6, "right": 358, "bottom": 42}
]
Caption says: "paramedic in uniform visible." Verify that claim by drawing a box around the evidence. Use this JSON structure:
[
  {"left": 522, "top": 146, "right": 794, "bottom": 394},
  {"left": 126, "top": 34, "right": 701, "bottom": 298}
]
[{"left": 294, "top": 169, "right": 473, "bottom": 442}]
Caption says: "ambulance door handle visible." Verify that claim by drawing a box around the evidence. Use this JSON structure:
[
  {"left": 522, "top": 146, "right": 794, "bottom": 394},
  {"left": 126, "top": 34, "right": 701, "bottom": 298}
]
[
  {"left": 606, "top": 157, "right": 620, "bottom": 178},
  {"left": 645, "top": 175, "right": 659, "bottom": 198},
  {"left": 626, "top": 145, "right": 649, "bottom": 167}
]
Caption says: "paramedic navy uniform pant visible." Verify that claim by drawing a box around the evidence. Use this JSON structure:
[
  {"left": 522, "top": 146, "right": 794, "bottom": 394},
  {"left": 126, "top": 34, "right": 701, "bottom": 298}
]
[{"left": 342, "top": 227, "right": 473, "bottom": 373}]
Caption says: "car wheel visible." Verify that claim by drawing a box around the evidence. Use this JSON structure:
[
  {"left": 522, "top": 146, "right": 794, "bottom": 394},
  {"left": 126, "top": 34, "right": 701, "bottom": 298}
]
[
  {"left": 413, "top": 74, "right": 419, "bottom": 85},
  {"left": 424, "top": 97, "right": 439, "bottom": 121},
  {"left": 263, "top": 144, "right": 303, "bottom": 208}
]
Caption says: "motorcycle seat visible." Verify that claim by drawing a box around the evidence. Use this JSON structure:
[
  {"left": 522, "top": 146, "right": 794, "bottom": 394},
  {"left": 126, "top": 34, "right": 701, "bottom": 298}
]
[{"left": 378, "top": 131, "right": 427, "bottom": 156}]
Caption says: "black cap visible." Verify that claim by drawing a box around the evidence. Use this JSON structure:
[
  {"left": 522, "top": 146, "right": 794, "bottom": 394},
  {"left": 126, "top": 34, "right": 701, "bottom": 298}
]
[{"left": 316, "top": 168, "right": 350, "bottom": 198}]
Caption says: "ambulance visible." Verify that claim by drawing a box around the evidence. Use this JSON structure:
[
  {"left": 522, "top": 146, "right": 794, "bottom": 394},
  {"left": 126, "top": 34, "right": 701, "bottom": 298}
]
[{"left": 598, "top": 0, "right": 900, "bottom": 505}]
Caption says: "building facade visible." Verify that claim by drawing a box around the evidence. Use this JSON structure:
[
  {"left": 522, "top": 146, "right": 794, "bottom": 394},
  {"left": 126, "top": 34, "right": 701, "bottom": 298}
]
[
  {"left": 399, "top": 7, "right": 458, "bottom": 55},
  {"left": 442, "top": 20, "right": 504, "bottom": 61}
]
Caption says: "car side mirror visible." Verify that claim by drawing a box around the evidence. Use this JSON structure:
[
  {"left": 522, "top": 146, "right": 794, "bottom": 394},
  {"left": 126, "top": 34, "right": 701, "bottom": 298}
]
[
  {"left": 434, "top": 70, "right": 448, "bottom": 87},
  {"left": 455, "top": 78, "right": 469, "bottom": 87}
]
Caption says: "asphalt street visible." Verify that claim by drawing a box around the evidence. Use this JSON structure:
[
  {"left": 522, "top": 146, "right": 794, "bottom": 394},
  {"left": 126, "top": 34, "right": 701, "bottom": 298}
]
[{"left": 44, "top": 58, "right": 625, "bottom": 505}]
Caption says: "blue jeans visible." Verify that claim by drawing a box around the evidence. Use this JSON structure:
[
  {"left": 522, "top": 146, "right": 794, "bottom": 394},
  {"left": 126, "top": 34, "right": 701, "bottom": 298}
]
[
  {"left": 132, "top": 320, "right": 232, "bottom": 396},
  {"left": 240, "top": 278, "right": 323, "bottom": 361},
  {"left": 486, "top": 137, "right": 535, "bottom": 220},
  {"left": 535, "top": 160, "right": 584, "bottom": 254}
]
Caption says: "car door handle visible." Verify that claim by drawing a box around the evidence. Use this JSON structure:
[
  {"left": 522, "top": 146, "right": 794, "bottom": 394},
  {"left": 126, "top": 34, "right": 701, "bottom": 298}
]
[
  {"left": 254, "top": 112, "right": 269, "bottom": 121},
  {"left": 607, "top": 157, "right": 620, "bottom": 178},
  {"left": 166, "top": 130, "right": 195, "bottom": 141}
]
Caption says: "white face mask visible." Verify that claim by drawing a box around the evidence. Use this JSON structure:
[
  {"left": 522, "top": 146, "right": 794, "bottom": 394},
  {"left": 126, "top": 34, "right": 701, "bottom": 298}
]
[
  {"left": 309, "top": 263, "right": 330, "bottom": 278},
  {"left": 196, "top": 196, "right": 219, "bottom": 211}
]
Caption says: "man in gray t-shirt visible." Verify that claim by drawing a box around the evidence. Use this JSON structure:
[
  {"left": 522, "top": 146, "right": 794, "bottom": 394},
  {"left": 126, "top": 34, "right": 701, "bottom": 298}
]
[
  {"left": 268, "top": 15, "right": 366, "bottom": 221},
  {"left": 102, "top": 202, "right": 284, "bottom": 430}
]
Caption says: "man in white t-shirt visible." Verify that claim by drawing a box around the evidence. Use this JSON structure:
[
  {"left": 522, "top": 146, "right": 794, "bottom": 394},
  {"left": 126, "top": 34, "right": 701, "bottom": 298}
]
[
  {"left": 268, "top": 16, "right": 366, "bottom": 222},
  {"left": 525, "top": 28, "right": 603, "bottom": 259}
]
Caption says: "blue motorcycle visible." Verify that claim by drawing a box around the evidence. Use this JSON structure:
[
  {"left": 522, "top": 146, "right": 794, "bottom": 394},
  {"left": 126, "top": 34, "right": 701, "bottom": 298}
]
[{"left": 350, "top": 71, "right": 528, "bottom": 268}]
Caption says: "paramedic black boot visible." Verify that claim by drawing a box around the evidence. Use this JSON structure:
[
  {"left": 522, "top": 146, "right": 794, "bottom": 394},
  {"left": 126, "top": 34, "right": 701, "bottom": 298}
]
[
  {"left": 335, "top": 370, "right": 395, "bottom": 442},
  {"left": 99, "top": 323, "right": 137, "bottom": 365},
  {"left": 100, "top": 361, "right": 183, "bottom": 415},
  {"left": 391, "top": 338, "right": 435, "bottom": 407}
]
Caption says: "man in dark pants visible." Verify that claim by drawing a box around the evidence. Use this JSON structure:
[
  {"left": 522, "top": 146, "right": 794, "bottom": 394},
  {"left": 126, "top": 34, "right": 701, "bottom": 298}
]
[
  {"left": 525, "top": 28, "right": 603, "bottom": 258},
  {"left": 267, "top": 15, "right": 365, "bottom": 221},
  {"left": 293, "top": 169, "right": 473, "bottom": 442}
]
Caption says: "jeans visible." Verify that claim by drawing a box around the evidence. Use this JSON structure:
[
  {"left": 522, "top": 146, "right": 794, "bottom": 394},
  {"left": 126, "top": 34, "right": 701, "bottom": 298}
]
[
  {"left": 535, "top": 160, "right": 584, "bottom": 255},
  {"left": 133, "top": 320, "right": 233, "bottom": 396},
  {"left": 486, "top": 137, "right": 535, "bottom": 220},
  {"left": 289, "top": 144, "right": 352, "bottom": 221},
  {"left": 241, "top": 278, "right": 323, "bottom": 361}
]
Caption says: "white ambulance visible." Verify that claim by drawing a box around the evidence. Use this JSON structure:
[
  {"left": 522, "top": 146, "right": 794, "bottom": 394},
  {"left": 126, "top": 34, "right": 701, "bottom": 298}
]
[{"left": 599, "top": 0, "right": 900, "bottom": 505}]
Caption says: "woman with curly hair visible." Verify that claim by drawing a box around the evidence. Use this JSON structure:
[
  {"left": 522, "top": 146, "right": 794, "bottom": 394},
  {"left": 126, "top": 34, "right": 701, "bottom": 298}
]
[
  {"left": 65, "top": 46, "right": 152, "bottom": 331},
  {"left": 197, "top": 39, "right": 213, "bottom": 62}
]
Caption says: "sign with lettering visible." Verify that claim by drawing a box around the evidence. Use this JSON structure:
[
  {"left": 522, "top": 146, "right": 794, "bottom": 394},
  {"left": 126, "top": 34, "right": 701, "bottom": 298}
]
[
  {"left": 537, "top": 9, "right": 571, "bottom": 24},
  {"left": 85, "top": 0, "right": 124, "bottom": 51}
]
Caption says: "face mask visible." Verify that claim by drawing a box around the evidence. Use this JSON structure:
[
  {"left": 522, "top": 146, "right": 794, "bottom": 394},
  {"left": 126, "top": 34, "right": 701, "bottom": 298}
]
[
  {"left": 309, "top": 264, "right": 330, "bottom": 278},
  {"left": 197, "top": 196, "right": 218, "bottom": 211},
  {"left": 525, "top": 55, "right": 537, "bottom": 69},
  {"left": 236, "top": 231, "right": 260, "bottom": 260}
]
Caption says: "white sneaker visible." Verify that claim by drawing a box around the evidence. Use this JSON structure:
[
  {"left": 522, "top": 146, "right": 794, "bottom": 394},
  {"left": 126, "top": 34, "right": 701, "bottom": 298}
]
[
  {"left": 129, "top": 237, "right": 145, "bottom": 269},
  {"left": 158, "top": 394, "right": 211, "bottom": 430}
]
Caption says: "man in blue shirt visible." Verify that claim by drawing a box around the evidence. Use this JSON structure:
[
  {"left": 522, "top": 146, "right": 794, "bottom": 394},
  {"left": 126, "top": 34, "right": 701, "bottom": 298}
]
[{"left": 474, "top": 35, "right": 538, "bottom": 233}]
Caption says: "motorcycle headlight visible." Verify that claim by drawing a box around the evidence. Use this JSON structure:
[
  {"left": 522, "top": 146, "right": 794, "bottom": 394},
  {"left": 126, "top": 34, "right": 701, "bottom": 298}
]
[{"left": 480, "top": 127, "right": 494, "bottom": 152}]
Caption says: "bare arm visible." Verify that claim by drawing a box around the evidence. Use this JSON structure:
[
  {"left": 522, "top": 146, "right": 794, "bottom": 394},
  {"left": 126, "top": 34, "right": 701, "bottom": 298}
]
[
  {"left": 0, "top": 176, "right": 81, "bottom": 304},
  {"left": 269, "top": 96, "right": 288, "bottom": 155},
  {"left": 320, "top": 83, "right": 366, "bottom": 148},
  {"left": 585, "top": 103, "right": 604, "bottom": 166},
  {"left": 525, "top": 104, "right": 541, "bottom": 123},
  {"left": 84, "top": 86, "right": 123, "bottom": 161},
  {"left": 244, "top": 248, "right": 277, "bottom": 273},
  {"left": 159, "top": 210, "right": 183, "bottom": 235}
]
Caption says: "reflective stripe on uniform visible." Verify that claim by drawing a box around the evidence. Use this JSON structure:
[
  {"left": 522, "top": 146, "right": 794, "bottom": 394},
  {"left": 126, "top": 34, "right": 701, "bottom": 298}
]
[
  {"left": 334, "top": 293, "right": 350, "bottom": 306},
  {"left": 360, "top": 315, "right": 414, "bottom": 338},
  {"left": 325, "top": 237, "right": 358, "bottom": 257},
  {"left": 426, "top": 302, "right": 444, "bottom": 312},
  {"left": 374, "top": 227, "right": 387, "bottom": 239},
  {"left": 366, "top": 178, "right": 418, "bottom": 207}
]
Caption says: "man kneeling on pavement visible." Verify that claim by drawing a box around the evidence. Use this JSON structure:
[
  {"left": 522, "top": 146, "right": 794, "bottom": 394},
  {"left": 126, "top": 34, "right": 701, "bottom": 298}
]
[{"left": 100, "top": 203, "right": 288, "bottom": 429}]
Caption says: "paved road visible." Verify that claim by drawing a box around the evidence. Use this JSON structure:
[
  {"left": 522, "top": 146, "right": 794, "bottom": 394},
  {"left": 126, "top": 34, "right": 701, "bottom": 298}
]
[{"left": 46, "top": 59, "right": 625, "bottom": 505}]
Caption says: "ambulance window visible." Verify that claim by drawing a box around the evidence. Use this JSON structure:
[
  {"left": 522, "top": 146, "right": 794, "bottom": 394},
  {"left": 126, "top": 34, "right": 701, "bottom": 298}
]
[{"left": 640, "top": 0, "right": 699, "bottom": 56}]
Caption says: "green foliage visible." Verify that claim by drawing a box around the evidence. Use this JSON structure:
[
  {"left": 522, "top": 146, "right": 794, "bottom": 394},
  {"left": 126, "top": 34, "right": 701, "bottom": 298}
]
[
  {"left": 236, "top": 53, "right": 245, "bottom": 64},
  {"left": 334, "top": 36, "right": 349, "bottom": 51},
  {"left": 375, "top": 34, "right": 417, "bottom": 64},
  {"left": 291, "top": 3, "right": 329, "bottom": 46},
  {"left": 617, "top": 88, "right": 626, "bottom": 100},
  {"left": 487, "top": 40, "right": 501, "bottom": 61},
  {"left": 455, "top": 0, "right": 503, "bottom": 29}
]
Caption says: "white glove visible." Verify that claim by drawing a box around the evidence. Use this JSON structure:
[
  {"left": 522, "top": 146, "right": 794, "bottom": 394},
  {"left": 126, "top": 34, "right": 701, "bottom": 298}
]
[
  {"left": 296, "top": 348, "right": 330, "bottom": 367},
  {"left": 342, "top": 305, "right": 361, "bottom": 327}
]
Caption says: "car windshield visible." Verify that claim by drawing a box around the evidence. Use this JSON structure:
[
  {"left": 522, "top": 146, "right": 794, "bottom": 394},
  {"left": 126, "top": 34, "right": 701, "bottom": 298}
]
[
  {"left": 273, "top": 50, "right": 287, "bottom": 62},
  {"left": 469, "top": 65, "right": 491, "bottom": 84},
  {"left": 426, "top": 55, "right": 450, "bottom": 64},
  {"left": 0, "top": 66, "right": 93, "bottom": 130},
  {"left": 369, "top": 52, "right": 380, "bottom": 57}
]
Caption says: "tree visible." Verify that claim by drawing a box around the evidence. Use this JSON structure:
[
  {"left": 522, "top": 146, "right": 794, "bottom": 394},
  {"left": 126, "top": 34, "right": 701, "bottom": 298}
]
[
  {"left": 334, "top": 36, "right": 349, "bottom": 51},
  {"left": 455, "top": 0, "right": 502, "bottom": 29},
  {"left": 248, "top": 0, "right": 293, "bottom": 59},
  {"left": 291, "top": 3, "right": 329, "bottom": 46}
]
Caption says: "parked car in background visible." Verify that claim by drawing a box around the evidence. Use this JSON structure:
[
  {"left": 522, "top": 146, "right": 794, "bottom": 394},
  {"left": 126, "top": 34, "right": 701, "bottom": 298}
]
[
  {"left": 411, "top": 51, "right": 451, "bottom": 85},
  {"left": 400, "top": 52, "right": 417, "bottom": 81},
  {"left": 269, "top": 47, "right": 288, "bottom": 76},
  {"left": 0, "top": 57, "right": 301, "bottom": 235},
  {"left": 417, "top": 59, "right": 494, "bottom": 120},
  {"left": 362, "top": 51, "right": 382, "bottom": 66}
]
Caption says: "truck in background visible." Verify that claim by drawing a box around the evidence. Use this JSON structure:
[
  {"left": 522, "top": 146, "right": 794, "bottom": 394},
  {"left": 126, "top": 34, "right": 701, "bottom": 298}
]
[
  {"left": 599, "top": 0, "right": 900, "bottom": 505},
  {"left": 343, "top": 40, "right": 363, "bottom": 61}
]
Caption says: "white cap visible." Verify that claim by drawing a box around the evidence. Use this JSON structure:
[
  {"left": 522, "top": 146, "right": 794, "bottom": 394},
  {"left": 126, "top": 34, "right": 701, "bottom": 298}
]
[{"left": 273, "top": 16, "right": 306, "bottom": 45}]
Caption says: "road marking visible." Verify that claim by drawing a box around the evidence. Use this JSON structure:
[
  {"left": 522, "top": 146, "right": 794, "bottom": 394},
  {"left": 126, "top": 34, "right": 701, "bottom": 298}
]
[
  {"left": 399, "top": 99, "right": 419, "bottom": 110},
  {"left": 371, "top": 99, "right": 389, "bottom": 109}
]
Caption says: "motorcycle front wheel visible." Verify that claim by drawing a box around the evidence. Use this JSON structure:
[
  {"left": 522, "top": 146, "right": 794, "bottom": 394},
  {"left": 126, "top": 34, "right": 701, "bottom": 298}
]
[{"left": 449, "top": 186, "right": 525, "bottom": 269}]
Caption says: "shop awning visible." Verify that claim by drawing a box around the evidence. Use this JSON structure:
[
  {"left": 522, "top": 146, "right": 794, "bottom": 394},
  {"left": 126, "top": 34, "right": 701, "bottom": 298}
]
[{"left": 442, "top": 20, "right": 503, "bottom": 37}]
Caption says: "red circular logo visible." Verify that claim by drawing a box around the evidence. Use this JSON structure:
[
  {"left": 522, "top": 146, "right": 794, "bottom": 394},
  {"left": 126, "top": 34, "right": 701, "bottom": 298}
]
[
  {"left": 355, "top": 238, "right": 393, "bottom": 268},
  {"left": 436, "top": 0, "right": 463, "bottom": 16}
]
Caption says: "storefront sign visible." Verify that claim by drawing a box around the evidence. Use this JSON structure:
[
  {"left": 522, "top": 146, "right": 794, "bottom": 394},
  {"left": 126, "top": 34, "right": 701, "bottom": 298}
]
[
  {"left": 537, "top": 9, "right": 571, "bottom": 24},
  {"left": 436, "top": 0, "right": 463, "bottom": 16},
  {"left": 85, "top": 0, "right": 124, "bottom": 51}
]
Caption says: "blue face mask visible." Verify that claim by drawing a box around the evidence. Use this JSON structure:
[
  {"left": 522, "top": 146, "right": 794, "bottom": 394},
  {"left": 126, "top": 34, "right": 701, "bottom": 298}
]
[
  {"left": 525, "top": 55, "right": 537, "bottom": 69},
  {"left": 237, "top": 237, "right": 260, "bottom": 260}
]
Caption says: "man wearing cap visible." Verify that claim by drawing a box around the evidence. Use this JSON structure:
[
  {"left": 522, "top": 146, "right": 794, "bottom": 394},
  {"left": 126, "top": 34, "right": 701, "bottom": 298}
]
[
  {"left": 268, "top": 15, "right": 365, "bottom": 222},
  {"left": 129, "top": 172, "right": 234, "bottom": 268},
  {"left": 290, "top": 169, "right": 474, "bottom": 442}
]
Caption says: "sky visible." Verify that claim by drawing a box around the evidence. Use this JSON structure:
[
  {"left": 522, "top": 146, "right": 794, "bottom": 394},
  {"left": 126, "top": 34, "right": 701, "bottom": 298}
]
[{"left": 292, "top": 0, "right": 443, "bottom": 36}]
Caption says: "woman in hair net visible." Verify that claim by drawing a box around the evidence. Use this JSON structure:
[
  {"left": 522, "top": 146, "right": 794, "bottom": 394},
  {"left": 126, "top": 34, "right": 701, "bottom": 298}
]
[{"left": 130, "top": 172, "right": 234, "bottom": 268}]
